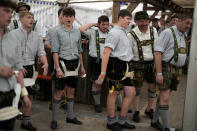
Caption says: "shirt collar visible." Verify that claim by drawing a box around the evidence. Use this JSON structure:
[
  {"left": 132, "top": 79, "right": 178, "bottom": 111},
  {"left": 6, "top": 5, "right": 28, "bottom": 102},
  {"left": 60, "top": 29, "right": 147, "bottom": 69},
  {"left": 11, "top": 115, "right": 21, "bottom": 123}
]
[{"left": 61, "top": 25, "right": 75, "bottom": 32}]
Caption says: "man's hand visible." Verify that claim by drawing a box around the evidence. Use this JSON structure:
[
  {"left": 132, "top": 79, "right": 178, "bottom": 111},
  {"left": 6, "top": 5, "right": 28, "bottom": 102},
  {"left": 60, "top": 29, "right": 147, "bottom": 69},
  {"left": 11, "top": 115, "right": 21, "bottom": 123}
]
[
  {"left": 16, "top": 71, "right": 25, "bottom": 87},
  {"left": 42, "top": 63, "right": 48, "bottom": 76},
  {"left": 56, "top": 70, "right": 64, "bottom": 78},
  {"left": 80, "top": 66, "right": 86, "bottom": 77},
  {"left": 23, "top": 95, "right": 31, "bottom": 108},
  {"left": 20, "top": 68, "right": 27, "bottom": 77},
  {"left": 0, "top": 66, "right": 14, "bottom": 78},
  {"left": 95, "top": 74, "right": 105, "bottom": 86},
  {"left": 156, "top": 75, "right": 163, "bottom": 85}
]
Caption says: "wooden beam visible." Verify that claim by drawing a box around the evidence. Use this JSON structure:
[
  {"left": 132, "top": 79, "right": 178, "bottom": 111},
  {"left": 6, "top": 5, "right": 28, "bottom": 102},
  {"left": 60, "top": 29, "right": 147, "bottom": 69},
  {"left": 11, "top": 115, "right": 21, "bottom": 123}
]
[
  {"left": 143, "top": 2, "right": 147, "bottom": 10},
  {"left": 112, "top": 1, "right": 120, "bottom": 23},
  {"left": 126, "top": 1, "right": 140, "bottom": 13},
  {"left": 58, "top": 0, "right": 112, "bottom": 4},
  {"left": 166, "top": 11, "right": 173, "bottom": 22},
  {"left": 65, "top": 0, "right": 70, "bottom": 7},
  {"left": 150, "top": 10, "right": 159, "bottom": 19},
  {"left": 146, "top": 7, "right": 160, "bottom": 11}
]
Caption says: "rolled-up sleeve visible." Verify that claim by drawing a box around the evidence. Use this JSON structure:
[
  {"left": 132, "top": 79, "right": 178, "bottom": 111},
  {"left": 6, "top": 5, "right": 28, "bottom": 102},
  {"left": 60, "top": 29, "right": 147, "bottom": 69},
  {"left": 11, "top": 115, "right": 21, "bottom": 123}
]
[
  {"left": 51, "top": 30, "right": 60, "bottom": 53},
  {"left": 104, "top": 32, "right": 119, "bottom": 50},
  {"left": 37, "top": 36, "right": 46, "bottom": 57},
  {"left": 154, "top": 30, "right": 170, "bottom": 53},
  {"left": 85, "top": 29, "right": 93, "bottom": 39}
]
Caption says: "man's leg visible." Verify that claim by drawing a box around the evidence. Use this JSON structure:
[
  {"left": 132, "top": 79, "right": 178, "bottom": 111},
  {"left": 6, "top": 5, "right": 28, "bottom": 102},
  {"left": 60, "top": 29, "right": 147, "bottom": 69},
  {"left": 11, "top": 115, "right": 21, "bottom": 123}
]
[
  {"left": 118, "top": 86, "right": 136, "bottom": 129},
  {"left": 106, "top": 91, "right": 122, "bottom": 131},
  {"left": 21, "top": 88, "right": 36, "bottom": 131},
  {"left": 92, "top": 82, "right": 102, "bottom": 113},
  {"left": 159, "top": 90, "right": 170, "bottom": 130},
  {"left": 66, "top": 86, "right": 82, "bottom": 125},
  {"left": 132, "top": 87, "right": 141, "bottom": 122},
  {"left": 151, "top": 96, "right": 163, "bottom": 130},
  {"left": 145, "top": 83, "right": 156, "bottom": 119},
  {"left": 51, "top": 90, "right": 63, "bottom": 129}
]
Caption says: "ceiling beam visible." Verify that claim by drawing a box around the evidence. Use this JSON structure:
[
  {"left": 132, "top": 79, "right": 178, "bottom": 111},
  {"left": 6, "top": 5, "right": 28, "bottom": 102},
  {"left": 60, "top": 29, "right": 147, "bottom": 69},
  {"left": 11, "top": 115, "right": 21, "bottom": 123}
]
[
  {"left": 150, "top": 10, "right": 159, "bottom": 19},
  {"left": 126, "top": 1, "right": 140, "bottom": 13},
  {"left": 112, "top": 1, "right": 120, "bottom": 23}
]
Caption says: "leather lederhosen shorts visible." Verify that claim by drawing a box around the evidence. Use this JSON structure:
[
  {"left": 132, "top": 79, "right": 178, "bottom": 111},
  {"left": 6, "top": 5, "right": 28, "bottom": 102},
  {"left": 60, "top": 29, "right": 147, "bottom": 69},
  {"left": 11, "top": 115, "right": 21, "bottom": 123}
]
[
  {"left": 131, "top": 60, "right": 155, "bottom": 88},
  {"left": 157, "top": 61, "right": 182, "bottom": 91},
  {"left": 54, "top": 58, "right": 79, "bottom": 90},
  {"left": 107, "top": 57, "right": 134, "bottom": 91}
]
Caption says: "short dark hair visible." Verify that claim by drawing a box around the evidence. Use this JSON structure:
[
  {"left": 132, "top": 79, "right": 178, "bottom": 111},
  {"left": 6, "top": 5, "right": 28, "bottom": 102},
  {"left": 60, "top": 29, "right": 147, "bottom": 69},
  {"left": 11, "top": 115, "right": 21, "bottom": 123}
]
[
  {"left": 118, "top": 9, "right": 132, "bottom": 19},
  {"left": 0, "top": 0, "right": 17, "bottom": 10},
  {"left": 58, "top": 8, "right": 63, "bottom": 16},
  {"left": 176, "top": 13, "right": 192, "bottom": 21},
  {"left": 152, "top": 18, "right": 159, "bottom": 22},
  {"left": 98, "top": 15, "right": 109, "bottom": 24},
  {"left": 63, "top": 7, "right": 75, "bottom": 17}
]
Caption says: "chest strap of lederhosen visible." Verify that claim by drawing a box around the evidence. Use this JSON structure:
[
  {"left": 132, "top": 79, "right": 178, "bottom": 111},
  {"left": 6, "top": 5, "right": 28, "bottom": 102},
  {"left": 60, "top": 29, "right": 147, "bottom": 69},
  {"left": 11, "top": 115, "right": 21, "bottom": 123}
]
[
  {"left": 32, "top": 20, "right": 37, "bottom": 31},
  {"left": 150, "top": 26, "right": 155, "bottom": 56},
  {"left": 13, "top": 19, "right": 18, "bottom": 29},
  {"left": 95, "top": 29, "right": 100, "bottom": 63},
  {"left": 169, "top": 27, "right": 188, "bottom": 63},
  {"left": 130, "top": 27, "right": 154, "bottom": 62},
  {"left": 130, "top": 31, "right": 144, "bottom": 62}
]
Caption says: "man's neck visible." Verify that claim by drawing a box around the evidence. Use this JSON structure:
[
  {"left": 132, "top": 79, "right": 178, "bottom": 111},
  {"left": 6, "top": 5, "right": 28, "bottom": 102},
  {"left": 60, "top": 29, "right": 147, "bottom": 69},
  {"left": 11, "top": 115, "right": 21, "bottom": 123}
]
[
  {"left": 117, "top": 23, "right": 124, "bottom": 28},
  {"left": 22, "top": 25, "right": 31, "bottom": 34},
  {"left": 64, "top": 25, "right": 72, "bottom": 30}
]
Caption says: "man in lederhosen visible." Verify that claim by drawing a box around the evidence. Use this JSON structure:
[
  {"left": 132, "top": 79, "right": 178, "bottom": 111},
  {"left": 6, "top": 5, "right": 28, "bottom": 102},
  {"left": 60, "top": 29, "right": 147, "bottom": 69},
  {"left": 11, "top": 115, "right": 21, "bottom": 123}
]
[
  {"left": 96, "top": 9, "right": 136, "bottom": 131},
  {"left": 9, "top": 2, "right": 40, "bottom": 33},
  {"left": 128, "top": 11, "right": 158, "bottom": 123},
  {"left": 152, "top": 14, "right": 192, "bottom": 131},
  {"left": 79, "top": 15, "right": 110, "bottom": 113},
  {"left": 45, "top": 8, "right": 66, "bottom": 111},
  {"left": 10, "top": 11, "right": 48, "bottom": 131},
  {"left": 50, "top": 7, "right": 85, "bottom": 129},
  {"left": 0, "top": 0, "right": 31, "bottom": 130}
]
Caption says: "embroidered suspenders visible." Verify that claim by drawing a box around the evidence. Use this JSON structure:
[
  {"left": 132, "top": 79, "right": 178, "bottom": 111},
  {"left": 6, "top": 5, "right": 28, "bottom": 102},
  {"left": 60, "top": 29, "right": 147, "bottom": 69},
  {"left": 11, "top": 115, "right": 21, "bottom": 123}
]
[
  {"left": 169, "top": 27, "right": 188, "bottom": 63},
  {"left": 95, "top": 30, "right": 100, "bottom": 63},
  {"left": 130, "top": 26, "right": 154, "bottom": 62},
  {"left": 95, "top": 30, "right": 106, "bottom": 63}
]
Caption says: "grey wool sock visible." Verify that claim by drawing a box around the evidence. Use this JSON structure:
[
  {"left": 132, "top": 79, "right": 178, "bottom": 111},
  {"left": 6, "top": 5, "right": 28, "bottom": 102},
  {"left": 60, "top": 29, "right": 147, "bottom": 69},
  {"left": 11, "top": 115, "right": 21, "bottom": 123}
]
[
  {"left": 92, "top": 90, "right": 101, "bottom": 105},
  {"left": 52, "top": 98, "right": 60, "bottom": 121},
  {"left": 66, "top": 98, "right": 74, "bottom": 119},
  {"left": 159, "top": 105, "right": 170, "bottom": 129}
]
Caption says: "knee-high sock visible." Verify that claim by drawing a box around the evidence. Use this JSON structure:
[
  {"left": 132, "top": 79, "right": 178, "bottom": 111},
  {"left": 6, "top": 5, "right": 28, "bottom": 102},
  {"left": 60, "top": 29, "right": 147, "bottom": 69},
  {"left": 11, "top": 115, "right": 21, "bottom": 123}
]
[
  {"left": 152, "top": 97, "right": 160, "bottom": 123},
  {"left": 22, "top": 116, "right": 30, "bottom": 125},
  {"left": 67, "top": 98, "right": 74, "bottom": 119},
  {"left": 52, "top": 98, "right": 60, "bottom": 121},
  {"left": 159, "top": 105, "right": 170, "bottom": 129},
  {"left": 92, "top": 90, "right": 101, "bottom": 105}
]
